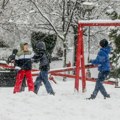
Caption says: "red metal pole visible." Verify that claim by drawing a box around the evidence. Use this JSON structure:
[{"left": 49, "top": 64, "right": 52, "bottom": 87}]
[
  {"left": 74, "top": 24, "right": 82, "bottom": 91},
  {"left": 80, "top": 27, "right": 86, "bottom": 92},
  {"left": 79, "top": 23, "right": 120, "bottom": 27}
]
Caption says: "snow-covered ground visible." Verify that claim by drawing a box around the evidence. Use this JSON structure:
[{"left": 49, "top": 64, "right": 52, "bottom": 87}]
[
  {"left": 0, "top": 49, "right": 120, "bottom": 120},
  {"left": 0, "top": 79, "right": 120, "bottom": 120}
]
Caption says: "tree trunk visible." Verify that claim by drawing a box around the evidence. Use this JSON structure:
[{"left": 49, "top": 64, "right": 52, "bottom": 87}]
[
  {"left": 63, "top": 39, "right": 67, "bottom": 81},
  {"left": 63, "top": 42, "right": 67, "bottom": 67},
  {"left": 73, "top": 26, "right": 78, "bottom": 67}
]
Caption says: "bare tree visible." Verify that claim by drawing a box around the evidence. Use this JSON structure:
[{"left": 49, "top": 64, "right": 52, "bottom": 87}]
[{"left": 29, "top": 0, "right": 78, "bottom": 68}]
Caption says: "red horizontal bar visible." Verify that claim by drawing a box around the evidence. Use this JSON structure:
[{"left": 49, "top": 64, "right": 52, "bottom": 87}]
[
  {"left": 50, "top": 73, "right": 116, "bottom": 85},
  {"left": 85, "top": 77, "right": 116, "bottom": 85},
  {"left": 50, "top": 65, "right": 97, "bottom": 73},
  {"left": 32, "top": 74, "right": 38, "bottom": 76},
  {"left": 0, "top": 64, "right": 97, "bottom": 73},
  {"left": 4, "top": 64, "right": 114, "bottom": 85},
  {"left": 79, "top": 23, "right": 120, "bottom": 27},
  {"left": 51, "top": 73, "right": 76, "bottom": 78},
  {"left": 32, "top": 69, "right": 39, "bottom": 72},
  {"left": 0, "top": 64, "right": 14, "bottom": 69},
  {"left": 50, "top": 67, "right": 75, "bottom": 73}
]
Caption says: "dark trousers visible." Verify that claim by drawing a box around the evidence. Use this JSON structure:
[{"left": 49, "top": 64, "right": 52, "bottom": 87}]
[
  {"left": 93, "top": 71, "right": 109, "bottom": 97},
  {"left": 34, "top": 71, "right": 54, "bottom": 94},
  {"left": 20, "top": 76, "right": 26, "bottom": 92}
]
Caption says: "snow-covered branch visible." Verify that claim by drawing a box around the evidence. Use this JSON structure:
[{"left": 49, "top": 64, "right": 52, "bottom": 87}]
[
  {"left": 2, "top": 0, "right": 9, "bottom": 9},
  {"left": 64, "top": 0, "right": 78, "bottom": 37},
  {"left": 29, "top": 0, "right": 64, "bottom": 40}
]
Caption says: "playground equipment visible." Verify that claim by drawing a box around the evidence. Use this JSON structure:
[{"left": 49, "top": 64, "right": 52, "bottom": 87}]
[
  {"left": 49, "top": 20, "right": 120, "bottom": 92},
  {"left": 75, "top": 20, "right": 120, "bottom": 92}
]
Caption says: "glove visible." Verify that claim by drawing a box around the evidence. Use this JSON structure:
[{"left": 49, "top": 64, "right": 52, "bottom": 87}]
[
  {"left": 87, "top": 63, "right": 93, "bottom": 66},
  {"left": 89, "top": 59, "right": 93, "bottom": 63},
  {"left": 15, "top": 66, "right": 21, "bottom": 70}
]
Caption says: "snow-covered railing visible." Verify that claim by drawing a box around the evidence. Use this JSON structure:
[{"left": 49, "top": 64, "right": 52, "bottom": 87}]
[{"left": 78, "top": 20, "right": 120, "bottom": 26}]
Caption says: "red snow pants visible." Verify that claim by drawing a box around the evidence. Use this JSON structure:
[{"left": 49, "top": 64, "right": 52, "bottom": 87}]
[{"left": 13, "top": 70, "right": 34, "bottom": 93}]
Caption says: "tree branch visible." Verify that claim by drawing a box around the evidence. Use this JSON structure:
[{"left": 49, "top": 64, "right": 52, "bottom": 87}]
[
  {"left": 29, "top": 0, "right": 64, "bottom": 40},
  {"left": 62, "top": 0, "right": 66, "bottom": 32},
  {"left": 64, "top": 0, "right": 78, "bottom": 37},
  {"left": 2, "top": 0, "right": 9, "bottom": 9}
]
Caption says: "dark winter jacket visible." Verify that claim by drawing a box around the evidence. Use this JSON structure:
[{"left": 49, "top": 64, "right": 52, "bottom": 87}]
[
  {"left": 33, "top": 50, "right": 50, "bottom": 71},
  {"left": 90, "top": 46, "right": 111, "bottom": 72},
  {"left": 15, "top": 43, "right": 34, "bottom": 70}
]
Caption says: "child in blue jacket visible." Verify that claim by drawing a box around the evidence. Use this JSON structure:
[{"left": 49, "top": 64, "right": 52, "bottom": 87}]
[{"left": 88, "top": 39, "right": 111, "bottom": 99}]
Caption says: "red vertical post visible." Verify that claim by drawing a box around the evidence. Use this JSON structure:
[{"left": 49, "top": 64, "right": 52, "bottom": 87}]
[
  {"left": 75, "top": 24, "right": 82, "bottom": 91},
  {"left": 81, "top": 28, "right": 86, "bottom": 92}
]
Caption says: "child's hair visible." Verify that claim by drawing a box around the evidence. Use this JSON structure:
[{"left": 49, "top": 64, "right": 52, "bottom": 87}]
[
  {"left": 23, "top": 43, "right": 28, "bottom": 46},
  {"left": 99, "top": 39, "right": 108, "bottom": 48}
]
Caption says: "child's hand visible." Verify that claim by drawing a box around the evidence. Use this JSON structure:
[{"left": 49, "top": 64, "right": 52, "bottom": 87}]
[
  {"left": 15, "top": 66, "right": 21, "bottom": 70},
  {"left": 89, "top": 59, "right": 93, "bottom": 63}
]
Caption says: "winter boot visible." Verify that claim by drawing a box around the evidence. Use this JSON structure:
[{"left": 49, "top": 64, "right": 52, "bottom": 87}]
[
  {"left": 49, "top": 91, "right": 55, "bottom": 96},
  {"left": 104, "top": 94, "right": 110, "bottom": 99},
  {"left": 34, "top": 82, "right": 42, "bottom": 94},
  {"left": 86, "top": 94, "right": 96, "bottom": 100},
  {"left": 34, "top": 85, "right": 38, "bottom": 94}
]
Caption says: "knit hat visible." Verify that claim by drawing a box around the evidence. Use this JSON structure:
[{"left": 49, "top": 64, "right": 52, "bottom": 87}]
[{"left": 99, "top": 39, "right": 108, "bottom": 48}]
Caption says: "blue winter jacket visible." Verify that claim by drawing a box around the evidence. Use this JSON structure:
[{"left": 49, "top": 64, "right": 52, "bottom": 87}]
[{"left": 90, "top": 46, "right": 111, "bottom": 72}]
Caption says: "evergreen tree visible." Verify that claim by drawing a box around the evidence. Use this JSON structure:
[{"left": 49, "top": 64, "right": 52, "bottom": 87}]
[
  {"left": 31, "top": 31, "right": 57, "bottom": 55},
  {"left": 106, "top": 8, "right": 120, "bottom": 79}
]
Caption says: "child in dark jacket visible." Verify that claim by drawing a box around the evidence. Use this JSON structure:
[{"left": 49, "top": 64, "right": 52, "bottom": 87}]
[
  {"left": 88, "top": 39, "right": 111, "bottom": 99},
  {"left": 13, "top": 42, "right": 34, "bottom": 93},
  {"left": 8, "top": 49, "right": 26, "bottom": 92},
  {"left": 33, "top": 41, "right": 55, "bottom": 95}
]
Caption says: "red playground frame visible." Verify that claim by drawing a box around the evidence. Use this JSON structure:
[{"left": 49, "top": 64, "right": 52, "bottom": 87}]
[{"left": 75, "top": 20, "right": 120, "bottom": 92}]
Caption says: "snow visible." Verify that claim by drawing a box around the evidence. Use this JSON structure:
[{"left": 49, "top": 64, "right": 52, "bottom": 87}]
[
  {"left": 117, "top": 30, "right": 120, "bottom": 36},
  {"left": 0, "top": 48, "right": 120, "bottom": 120},
  {"left": 106, "top": 8, "right": 114, "bottom": 14},
  {"left": 0, "top": 80, "right": 120, "bottom": 120},
  {"left": 0, "top": 60, "right": 7, "bottom": 65},
  {"left": 82, "top": 2, "right": 97, "bottom": 7},
  {"left": 108, "top": 26, "right": 118, "bottom": 30}
]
